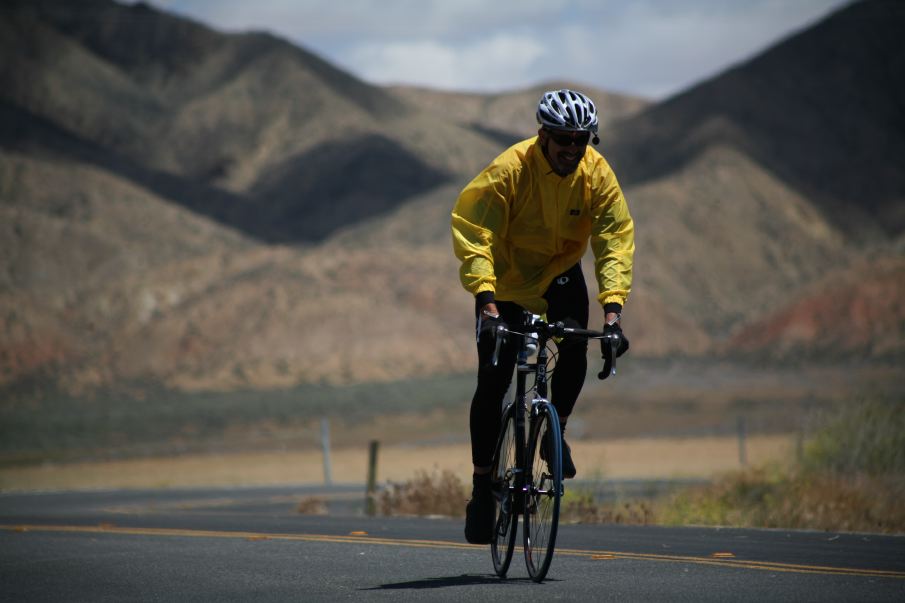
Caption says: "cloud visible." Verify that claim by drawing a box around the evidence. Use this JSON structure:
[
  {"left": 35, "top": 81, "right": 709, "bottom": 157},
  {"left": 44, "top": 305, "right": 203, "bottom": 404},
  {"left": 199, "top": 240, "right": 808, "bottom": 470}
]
[
  {"left": 152, "top": 0, "right": 848, "bottom": 99},
  {"left": 342, "top": 34, "right": 546, "bottom": 92},
  {"left": 158, "top": 0, "right": 563, "bottom": 39}
]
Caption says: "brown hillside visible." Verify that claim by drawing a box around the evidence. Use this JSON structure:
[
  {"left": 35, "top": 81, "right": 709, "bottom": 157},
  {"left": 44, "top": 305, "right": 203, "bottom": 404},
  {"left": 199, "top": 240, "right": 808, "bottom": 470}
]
[
  {"left": 2, "top": 0, "right": 903, "bottom": 396},
  {"left": 725, "top": 255, "right": 905, "bottom": 359},
  {"left": 0, "top": 150, "right": 251, "bottom": 385},
  {"left": 624, "top": 143, "right": 849, "bottom": 335}
]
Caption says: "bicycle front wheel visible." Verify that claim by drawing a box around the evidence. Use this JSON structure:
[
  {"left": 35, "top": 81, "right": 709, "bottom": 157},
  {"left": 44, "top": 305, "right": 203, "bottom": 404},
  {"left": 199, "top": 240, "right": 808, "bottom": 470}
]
[
  {"left": 490, "top": 405, "right": 518, "bottom": 577},
  {"left": 523, "top": 401, "right": 562, "bottom": 582}
]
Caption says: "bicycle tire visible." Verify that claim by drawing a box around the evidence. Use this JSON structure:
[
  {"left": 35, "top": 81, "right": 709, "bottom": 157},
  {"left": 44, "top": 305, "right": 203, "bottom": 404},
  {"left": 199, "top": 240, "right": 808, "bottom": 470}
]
[
  {"left": 523, "top": 401, "right": 562, "bottom": 582},
  {"left": 490, "top": 405, "right": 518, "bottom": 577}
]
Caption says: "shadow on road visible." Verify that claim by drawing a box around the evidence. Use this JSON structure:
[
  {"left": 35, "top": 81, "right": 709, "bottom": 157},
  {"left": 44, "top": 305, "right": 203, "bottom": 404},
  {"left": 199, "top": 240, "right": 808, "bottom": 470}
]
[{"left": 364, "top": 573, "right": 549, "bottom": 590}]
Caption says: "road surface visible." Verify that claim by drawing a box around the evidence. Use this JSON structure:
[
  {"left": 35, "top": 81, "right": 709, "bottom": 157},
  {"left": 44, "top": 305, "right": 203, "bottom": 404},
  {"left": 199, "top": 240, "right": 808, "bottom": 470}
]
[{"left": 2, "top": 485, "right": 903, "bottom": 601}]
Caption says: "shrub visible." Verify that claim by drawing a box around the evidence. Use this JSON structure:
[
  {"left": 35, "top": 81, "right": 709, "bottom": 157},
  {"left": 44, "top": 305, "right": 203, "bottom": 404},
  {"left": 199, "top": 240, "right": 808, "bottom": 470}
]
[
  {"left": 378, "top": 469, "right": 468, "bottom": 518},
  {"left": 375, "top": 397, "right": 905, "bottom": 533},
  {"left": 658, "top": 469, "right": 905, "bottom": 533},
  {"left": 658, "top": 398, "right": 905, "bottom": 533},
  {"left": 561, "top": 489, "right": 654, "bottom": 525},
  {"left": 801, "top": 397, "right": 905, "bottom": 476}
]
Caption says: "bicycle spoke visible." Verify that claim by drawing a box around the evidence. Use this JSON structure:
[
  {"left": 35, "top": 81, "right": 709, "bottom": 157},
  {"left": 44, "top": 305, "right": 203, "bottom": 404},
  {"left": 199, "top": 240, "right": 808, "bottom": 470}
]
[
  {"left": 523, "top": 404, "right": 561, "bottom": 582},
  {"left": 490, "top": 410, "right": 518, "bottom": 577}
]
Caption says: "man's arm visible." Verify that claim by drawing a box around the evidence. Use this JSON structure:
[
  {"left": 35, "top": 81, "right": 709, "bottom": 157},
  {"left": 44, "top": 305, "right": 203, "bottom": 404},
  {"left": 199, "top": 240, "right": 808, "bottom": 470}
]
[
  {"left": 451, "top": 167, "right": 510, "bottom": 313},
  {"left": 590, "top": 167, "right": 635, "bottom": 313}
]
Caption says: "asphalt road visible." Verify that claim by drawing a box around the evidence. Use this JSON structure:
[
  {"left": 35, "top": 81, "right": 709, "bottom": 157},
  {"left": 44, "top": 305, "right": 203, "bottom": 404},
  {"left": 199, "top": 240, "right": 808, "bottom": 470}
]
[{"left": 2, "top": 485, "right": 903, "bottom": 602}]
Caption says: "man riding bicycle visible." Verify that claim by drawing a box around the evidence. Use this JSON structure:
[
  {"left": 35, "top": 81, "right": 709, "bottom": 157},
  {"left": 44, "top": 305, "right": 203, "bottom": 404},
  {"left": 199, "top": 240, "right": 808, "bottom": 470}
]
[{"left": 451, "top": 89, "right": 635, "bottom": 544}]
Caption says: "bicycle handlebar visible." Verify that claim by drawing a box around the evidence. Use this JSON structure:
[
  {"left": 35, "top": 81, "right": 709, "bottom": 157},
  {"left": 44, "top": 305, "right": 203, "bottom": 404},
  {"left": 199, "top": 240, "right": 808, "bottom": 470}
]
[{"left": 490, "top": 318, "right": 622, "bottom": 380}]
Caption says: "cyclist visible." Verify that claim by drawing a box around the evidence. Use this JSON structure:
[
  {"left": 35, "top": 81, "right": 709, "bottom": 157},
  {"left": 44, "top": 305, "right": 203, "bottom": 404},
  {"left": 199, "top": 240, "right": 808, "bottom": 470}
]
[{"left": 451, "top": 89, "right": 634, "bottom": 544}]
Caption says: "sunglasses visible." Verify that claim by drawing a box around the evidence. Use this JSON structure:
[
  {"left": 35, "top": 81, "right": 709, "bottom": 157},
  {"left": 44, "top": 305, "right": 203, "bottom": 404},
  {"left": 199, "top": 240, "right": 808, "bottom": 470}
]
[{"left": 545, "top": 129, "right": 591, "bottom": 147}]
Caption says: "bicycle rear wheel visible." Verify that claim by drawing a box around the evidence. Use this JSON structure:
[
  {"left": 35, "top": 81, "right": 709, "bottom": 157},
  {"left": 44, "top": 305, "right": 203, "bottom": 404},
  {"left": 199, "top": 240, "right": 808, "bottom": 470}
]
[
  {"left": 490, "top": 406, "right": 518, "bottom": 577},
  {"left": 523, "top": 401, "right": 562, "bottom": 582}
]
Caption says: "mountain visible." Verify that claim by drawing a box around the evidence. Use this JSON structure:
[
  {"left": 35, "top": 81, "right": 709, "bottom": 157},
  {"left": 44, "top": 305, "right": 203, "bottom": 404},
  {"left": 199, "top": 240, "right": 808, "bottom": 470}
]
[
  {"left": 0, "top": 0, "right": 507, "bottom": 244},
  {"left": 1, "top": 0, "right": 903, "bottom": 397},
  {"left": 0, "top": 0, "right": 522, "bottom": 390},
  {"left": 388, "top": 82, "right": 650, "bottom": 144},
  {"left": 601, "top": 0, "right": 905, "bottom": 335},
  {"left": 606, "top": 0, "right": 905, "bottom": 241},
  {"left": 0, "top": 0, "right": 646, "bottom": 391}
]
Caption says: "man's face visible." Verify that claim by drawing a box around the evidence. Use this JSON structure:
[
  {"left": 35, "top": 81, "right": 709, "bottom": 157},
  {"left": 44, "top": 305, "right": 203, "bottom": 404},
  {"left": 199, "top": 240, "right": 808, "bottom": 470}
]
[{"left": 539, "top": 128, "right": 590, "bottom": 176}]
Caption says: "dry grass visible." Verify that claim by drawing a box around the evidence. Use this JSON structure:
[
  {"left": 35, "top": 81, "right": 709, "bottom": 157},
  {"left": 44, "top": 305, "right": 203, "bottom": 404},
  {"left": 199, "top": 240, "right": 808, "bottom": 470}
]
[
  {"left": 658, "top": 468, "right": 905, "bottom": 533},
  {"left": 378, "top": 469, "right": 468, "bottom": 518},
  {"left": 376, "top": 471, "right": 652, "bottom": 525},
  {"left": 652, "top": 397, "right": 905, "bottom": 534},
  {"left": 373, "top": 467, "right": 905, "bottom": 534},
  {"left": 571, "top": 434, "right": 794, "bottom": 479},
  {"left": 296, "top": 497, "right": 328, "bottom": 515},
  {"left": 376, "top": 399, "right": 905, "bottom": 534},
  {"left": 0, "top": 434, "right": 793, "bottom": 492},
  {"left": 561, "top": 492, "right": 656, "bottom": 526}
]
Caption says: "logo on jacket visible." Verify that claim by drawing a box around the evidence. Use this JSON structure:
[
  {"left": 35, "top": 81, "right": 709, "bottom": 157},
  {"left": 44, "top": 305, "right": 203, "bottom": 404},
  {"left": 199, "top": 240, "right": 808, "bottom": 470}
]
[{"left": 569, "top": 209, "right": 580, "bottom": 216}]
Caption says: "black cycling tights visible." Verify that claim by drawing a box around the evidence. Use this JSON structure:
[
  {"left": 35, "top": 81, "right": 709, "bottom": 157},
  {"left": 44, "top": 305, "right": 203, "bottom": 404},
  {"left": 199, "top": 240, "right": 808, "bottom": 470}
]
[{"left": 470, "top": 263, "right": 589, "bottom": 468}]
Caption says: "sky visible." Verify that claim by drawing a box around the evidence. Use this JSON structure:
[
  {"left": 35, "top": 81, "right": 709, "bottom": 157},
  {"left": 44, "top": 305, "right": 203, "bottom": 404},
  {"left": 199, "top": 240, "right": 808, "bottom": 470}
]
[{"left": 148, "top": 0, "right": 850, "bottom": 100}]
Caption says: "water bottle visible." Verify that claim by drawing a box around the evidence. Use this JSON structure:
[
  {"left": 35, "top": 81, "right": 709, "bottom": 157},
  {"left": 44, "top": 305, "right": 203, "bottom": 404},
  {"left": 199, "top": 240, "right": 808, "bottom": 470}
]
[{"left": 525, "top": 313, "right": 541, "bottom": 356}]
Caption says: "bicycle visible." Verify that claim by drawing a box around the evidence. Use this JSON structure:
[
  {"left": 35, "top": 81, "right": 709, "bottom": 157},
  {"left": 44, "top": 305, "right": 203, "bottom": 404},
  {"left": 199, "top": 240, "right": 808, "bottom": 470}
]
[{"left": 488, "top": 311, "right": 624, "bottom": 582}]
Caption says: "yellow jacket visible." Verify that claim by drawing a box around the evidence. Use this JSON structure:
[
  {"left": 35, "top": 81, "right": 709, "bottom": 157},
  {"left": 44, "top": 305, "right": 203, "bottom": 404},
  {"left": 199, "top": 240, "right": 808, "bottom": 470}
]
[{"left": 451, "top": 136, "right": 634, "bottom": 314}]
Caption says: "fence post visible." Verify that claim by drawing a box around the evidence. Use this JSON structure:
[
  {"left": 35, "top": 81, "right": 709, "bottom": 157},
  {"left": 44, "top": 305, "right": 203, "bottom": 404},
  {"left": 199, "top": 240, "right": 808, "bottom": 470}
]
[
  {"left": 320, "top": 417, "right": 333, "bottom": 485},
  {"left": 366, "top": 440, "right": 379, "bottom": 516},
  {"left": 737, "top": 416, "right": 748, "bottom": 467}
]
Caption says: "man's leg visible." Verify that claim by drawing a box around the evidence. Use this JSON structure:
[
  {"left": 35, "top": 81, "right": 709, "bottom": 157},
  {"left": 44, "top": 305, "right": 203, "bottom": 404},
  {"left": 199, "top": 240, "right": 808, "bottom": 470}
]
[
  {"left": 542, "top": 263, "right": 589, "bottom": 478},
  {"left": 469, "top": 301, "right": 523, "bottom": 471},
  {"left": 465, "top": 301, "right": 523, "bottom": 543}
]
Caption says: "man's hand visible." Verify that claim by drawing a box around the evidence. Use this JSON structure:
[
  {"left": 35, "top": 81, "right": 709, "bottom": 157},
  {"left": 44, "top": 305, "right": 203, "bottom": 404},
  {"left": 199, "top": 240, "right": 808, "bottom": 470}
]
[
  {"left": 477, "top": 303, "right": 505, "bottom": 341},
  {"left": 476, "top": 303, "right": 507, "bottom": 368},
  {"left": 481, "top": 303, "right": 501, "bottom": 319},
  {"left": 602, "top": 317, "right": 629, "bottom": 358}
]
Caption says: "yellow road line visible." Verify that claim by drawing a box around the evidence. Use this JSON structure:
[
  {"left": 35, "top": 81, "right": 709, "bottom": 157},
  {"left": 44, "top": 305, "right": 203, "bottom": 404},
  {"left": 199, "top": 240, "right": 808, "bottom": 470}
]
[
  {"left": 555, "top": 547, "right": 905, "bottom": 578},
  {"left": 3, "top": 524, "right": 903, "bottom": 580},
  {"left": 102, "top": 490, "right": 363, "bottom": 514},
  {"left": 1, "top": 524, "right": 476, "bottom": 551}
]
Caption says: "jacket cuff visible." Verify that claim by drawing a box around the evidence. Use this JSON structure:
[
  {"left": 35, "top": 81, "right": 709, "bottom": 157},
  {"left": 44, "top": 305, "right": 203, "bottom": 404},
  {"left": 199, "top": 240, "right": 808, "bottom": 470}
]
[
  {"left": 603, "top": 302, "right": 623, "bottom": 316},
  {"left": 475, "top": 291, "right": 496, "bottom": 314}
]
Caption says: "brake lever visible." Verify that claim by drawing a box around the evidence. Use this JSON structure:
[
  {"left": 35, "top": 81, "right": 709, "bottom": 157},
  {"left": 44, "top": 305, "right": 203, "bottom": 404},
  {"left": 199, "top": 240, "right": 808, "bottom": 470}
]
[
  {"left": 598, "top": 313, "right": 624, "bottom": 380},
  {"left": 491, "top": 324, "right": 506, "bottom": 367},
  {"left": 597, "top": 332, "right": 619, "bottom": 380}
]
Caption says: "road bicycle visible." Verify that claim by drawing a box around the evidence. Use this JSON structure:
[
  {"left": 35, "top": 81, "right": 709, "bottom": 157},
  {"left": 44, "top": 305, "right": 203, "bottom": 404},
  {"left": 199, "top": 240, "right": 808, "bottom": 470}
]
[{"left": 488, "top": 312, "right": 623, "bottom": 582}]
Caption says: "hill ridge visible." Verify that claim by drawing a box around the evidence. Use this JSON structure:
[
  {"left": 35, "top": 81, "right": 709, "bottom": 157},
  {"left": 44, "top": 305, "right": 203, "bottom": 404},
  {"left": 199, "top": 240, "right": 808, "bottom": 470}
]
[{"left": 1, "top": 0, "right": 902, "bottom": 395}]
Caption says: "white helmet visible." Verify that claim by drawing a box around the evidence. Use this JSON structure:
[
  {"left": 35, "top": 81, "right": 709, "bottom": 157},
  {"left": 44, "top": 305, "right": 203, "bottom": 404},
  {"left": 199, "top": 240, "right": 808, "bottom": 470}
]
[{"left": 536, "top": 89, "right": 599, "bottom": 143}]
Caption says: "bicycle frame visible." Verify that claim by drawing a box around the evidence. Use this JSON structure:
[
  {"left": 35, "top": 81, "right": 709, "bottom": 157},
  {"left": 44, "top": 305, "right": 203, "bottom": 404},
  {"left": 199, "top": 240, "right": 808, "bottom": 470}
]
[
  {"left": 490, "top": 312, "right": 564, "bottom": 581},
  {"left": 490, "top": 311, "right": 620, "bottom": 581},
  {"left": 506, "top": 315, "right": 551, "bottom": 513}
]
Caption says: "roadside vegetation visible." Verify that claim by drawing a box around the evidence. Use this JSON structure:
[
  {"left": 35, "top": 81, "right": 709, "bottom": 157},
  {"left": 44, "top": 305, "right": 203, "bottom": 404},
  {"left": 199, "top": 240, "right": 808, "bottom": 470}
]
[
  {"left": 378, "top": 397, "right": 905, "bottom": 533},
  {"left": 657, "top": 396, "right": 905, "bottom": 533},
  {"left": 378, "top": 469, "right": 468, "bottom": 518},
  {"left": 0, "top": 374, "right": 474, "bottom": 465}
]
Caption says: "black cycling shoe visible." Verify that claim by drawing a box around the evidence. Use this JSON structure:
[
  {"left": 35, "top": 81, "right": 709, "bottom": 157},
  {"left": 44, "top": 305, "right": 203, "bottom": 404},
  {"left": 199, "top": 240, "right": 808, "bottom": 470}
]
[
  {"left": 561, "top": 436, "right": 576, "bottom": 479},
  {"left": 541, "top": 427, "right": 577, "bottom": 479},
  {"left": 464, "top": 489, "right": 495, "bottom": 544}
]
